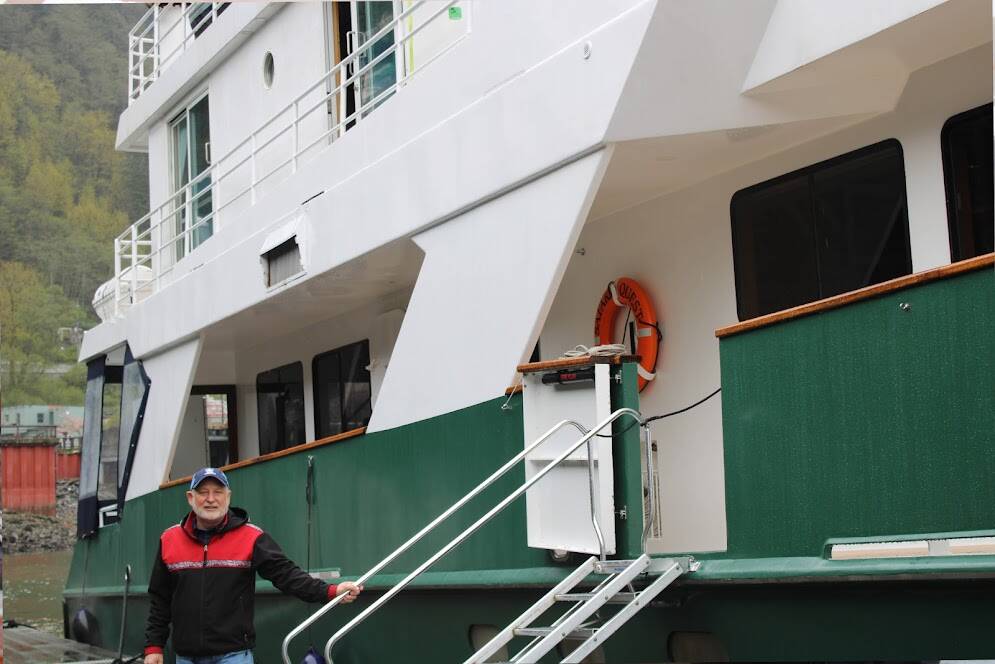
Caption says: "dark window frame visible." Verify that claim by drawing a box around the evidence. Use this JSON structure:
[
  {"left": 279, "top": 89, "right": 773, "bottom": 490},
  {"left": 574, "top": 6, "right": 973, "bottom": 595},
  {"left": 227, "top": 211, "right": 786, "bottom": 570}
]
[
  {"left": 256, "top": 361, "right": 306, "bottom": 455},
  {"left": 191, "top": 384, "right": 239, "bottom": 467},
  {"left": 940, "top": 103, "right": 994, "bottom": 262},
  {"left": 730, "top": 139, "right": 912, "bottom": 321},
  {"left": 312, "top": 340, "right": 373, "bottom": 440}
]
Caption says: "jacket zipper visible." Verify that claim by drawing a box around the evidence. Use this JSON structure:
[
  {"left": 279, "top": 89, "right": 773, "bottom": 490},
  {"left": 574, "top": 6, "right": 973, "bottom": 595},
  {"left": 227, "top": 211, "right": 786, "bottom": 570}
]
[{"left": 200, "top": 542, "right": 208, "bottom": 653}]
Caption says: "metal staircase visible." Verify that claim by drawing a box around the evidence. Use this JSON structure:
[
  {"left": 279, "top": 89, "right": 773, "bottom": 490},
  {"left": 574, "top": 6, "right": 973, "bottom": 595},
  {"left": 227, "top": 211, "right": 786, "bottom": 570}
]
[
  {"left": 282, "top": 407, "right": 696, "bottom": 664},
  {"left": 465, "top": 555, "right": 696, "bottom": 664}
]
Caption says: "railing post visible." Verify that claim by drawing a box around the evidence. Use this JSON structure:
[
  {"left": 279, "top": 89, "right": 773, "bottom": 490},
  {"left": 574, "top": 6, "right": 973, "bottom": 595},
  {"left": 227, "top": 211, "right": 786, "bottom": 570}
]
[
  {"left": 130, "top": 223, "right": 139, "bottom": 304},
  {"left": 153, "top": 209, "right": 162, "bottom": 293},
  {"left": 128, "top": 34, "right": 135, "bottom": 102},
  {"left": 113, "top": 237, "right": 122, "bottom": 317},
  {"left": 152, "top": 5, "right": 160, "bottom": 85}
]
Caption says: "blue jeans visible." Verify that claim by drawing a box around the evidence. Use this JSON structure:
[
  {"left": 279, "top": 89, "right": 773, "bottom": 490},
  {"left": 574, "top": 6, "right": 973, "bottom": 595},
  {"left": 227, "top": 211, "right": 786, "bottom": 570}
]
[{"left": 176, "top": 651, "right": 254, "bottom": 664}]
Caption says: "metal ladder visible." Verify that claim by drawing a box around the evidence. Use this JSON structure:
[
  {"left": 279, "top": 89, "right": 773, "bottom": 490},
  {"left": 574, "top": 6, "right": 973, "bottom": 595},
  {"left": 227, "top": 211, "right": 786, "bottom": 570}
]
[
  {"left": 282, "top": 407, "right": 691, "bottom": 664},
  {"left": 465, "top": 555, "right": 696, "bottom": 664}
]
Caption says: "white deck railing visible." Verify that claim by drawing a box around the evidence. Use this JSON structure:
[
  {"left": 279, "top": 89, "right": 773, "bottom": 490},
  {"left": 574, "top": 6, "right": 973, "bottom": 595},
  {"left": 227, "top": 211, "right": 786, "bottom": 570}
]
[
  {"left": 113, "top": 1, "right": 468, "bottom": 316},
  {"left": 128, "top": 3, "right": 230, "bottom": 104}
]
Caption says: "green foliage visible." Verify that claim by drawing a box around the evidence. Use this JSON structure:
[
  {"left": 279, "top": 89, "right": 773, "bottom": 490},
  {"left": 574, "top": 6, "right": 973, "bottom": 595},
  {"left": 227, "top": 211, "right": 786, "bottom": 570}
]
[
  {"left": 0, "top": 6, "right": 148, "bottom": 405},
  {"left": 0, "top": 261, "right": 87, "bottom": 405}
]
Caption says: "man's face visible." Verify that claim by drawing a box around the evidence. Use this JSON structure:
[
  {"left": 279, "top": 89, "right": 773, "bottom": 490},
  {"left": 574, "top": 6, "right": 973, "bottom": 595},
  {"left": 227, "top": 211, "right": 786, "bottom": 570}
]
[{"left": 186, "top": 478, "right": 231, "bottom": 525}]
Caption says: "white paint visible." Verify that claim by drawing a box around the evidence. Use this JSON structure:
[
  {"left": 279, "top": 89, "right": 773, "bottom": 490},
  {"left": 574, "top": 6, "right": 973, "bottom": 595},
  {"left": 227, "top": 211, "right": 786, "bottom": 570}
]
[
  {"left": 125, "top": 336, "right": 202, "bottom": 499},
  {"left": 542, "top": 43, "right": 992, "bottom": 554},
  {"left": 233, "top": 287, "right": 413, "bottom": 458},
  {"left": 82, "top": 1, "right": 653, "bottom": 361},
  {"left": 743, "top": 0, "right": 943, "bottom": 91},
  {"left": 367, "top": 150, "right": 611, "bottom": 432},
  {"left": 369, "top": 309, "right": 406, "bottom": 410},
  {"left": 522, "top": 365, "right": 615, "bottom": 555},
  {"left": 117, "top": 4, "right": 282, "bottom": 151},
  {"left": 172, "top": 395, "right": 208, "bottom": 480}
]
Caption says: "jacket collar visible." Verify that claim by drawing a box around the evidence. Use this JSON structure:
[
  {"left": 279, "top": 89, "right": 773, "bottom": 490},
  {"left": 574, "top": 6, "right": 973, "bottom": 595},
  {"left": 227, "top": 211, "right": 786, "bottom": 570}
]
[{"left": 179, "top": 507, "right": 249, "bottom": 542}]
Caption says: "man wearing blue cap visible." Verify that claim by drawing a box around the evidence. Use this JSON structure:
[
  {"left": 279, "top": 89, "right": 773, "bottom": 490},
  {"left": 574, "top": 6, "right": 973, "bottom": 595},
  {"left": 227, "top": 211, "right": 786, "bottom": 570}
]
[{"left": 143, "top": 467, "right": 362, "bottom": 663}]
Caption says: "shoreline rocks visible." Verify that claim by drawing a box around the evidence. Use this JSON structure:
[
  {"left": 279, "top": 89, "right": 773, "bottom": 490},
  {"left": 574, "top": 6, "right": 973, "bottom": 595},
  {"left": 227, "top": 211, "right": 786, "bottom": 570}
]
[{"left": 2, "top": 480, "right": 78, "bottom": 554}]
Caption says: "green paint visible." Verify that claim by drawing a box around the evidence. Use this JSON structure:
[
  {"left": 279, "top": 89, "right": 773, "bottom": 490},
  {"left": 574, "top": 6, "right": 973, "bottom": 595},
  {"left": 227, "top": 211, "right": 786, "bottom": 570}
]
[
  {"left": 448, "top": 6, "right": 462, "bottom": 20},
  {"left": 719, "top": 268, "right": 995, "bottom": 560},
  {"left": 61, "top": 321, "right": 995, "bottom": 662},
  {"left": 610, "top": 362, "right": 644, "bottom": 558}
]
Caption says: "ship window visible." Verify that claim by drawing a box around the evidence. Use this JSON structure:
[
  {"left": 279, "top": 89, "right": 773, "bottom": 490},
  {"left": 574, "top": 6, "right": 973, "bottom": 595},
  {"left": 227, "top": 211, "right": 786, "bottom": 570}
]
[
  {"left": 189, "top": 3, "right": 230, "bottom": 38},
  {"left": 731, "top": 139, "right": 912, "bottom": 320},
  {"left": 313, "top": 340, "right": 372, "bottom": 439},
  {"left": 79, "top": 351, "right": 149, "bottom": 536},
  {"left": 256, "top": 362, "right": 306, "bottom": 455},
  {"left": 98, "top": 367, "right": 123, "bottom": 506},
  {"left": 941, "top": 103, "right": 994, "bottom": 262},
  {"left": 170, "top": 94, "right": 213, "bottom": 261},
  {"left": 263, "top": 52, "right": 275, "bottom": 89}
]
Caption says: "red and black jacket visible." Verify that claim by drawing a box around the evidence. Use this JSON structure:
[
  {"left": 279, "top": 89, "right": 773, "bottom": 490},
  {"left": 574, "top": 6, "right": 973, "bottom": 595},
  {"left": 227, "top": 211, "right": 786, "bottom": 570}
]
[{"left": 144, "top": 507, "right": 336, "bottom": 657}]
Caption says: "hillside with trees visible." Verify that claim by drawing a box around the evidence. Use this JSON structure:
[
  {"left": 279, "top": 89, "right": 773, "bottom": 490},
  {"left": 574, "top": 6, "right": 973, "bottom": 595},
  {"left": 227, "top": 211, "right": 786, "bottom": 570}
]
[{"left": 0, "top": 5, "right": 146, "bottom": 406}]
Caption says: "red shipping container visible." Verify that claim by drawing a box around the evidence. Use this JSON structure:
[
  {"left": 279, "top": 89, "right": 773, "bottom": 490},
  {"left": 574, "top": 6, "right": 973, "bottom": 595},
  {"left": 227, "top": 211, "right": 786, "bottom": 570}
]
[
  {"left": 0, "top": 442, "right": 57, "bottom": 514},
  {"left": 56, "top": 451, "right": 81, "bottom": 480}
]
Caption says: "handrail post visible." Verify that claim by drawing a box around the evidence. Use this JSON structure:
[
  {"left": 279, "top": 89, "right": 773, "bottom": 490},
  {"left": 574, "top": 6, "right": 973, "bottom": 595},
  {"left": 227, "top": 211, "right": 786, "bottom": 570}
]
[
  {"left": 113, "top": 237, "right": 121, "bottom": 316},
  {"left": 586, "top": 438, "right": 606, "bottom": 562},
  {"left": 152, "top": 5, "right": 160, "bottom": 85},
  {"left": 130, "top": 223, "right": 138, "bottom": 304}
]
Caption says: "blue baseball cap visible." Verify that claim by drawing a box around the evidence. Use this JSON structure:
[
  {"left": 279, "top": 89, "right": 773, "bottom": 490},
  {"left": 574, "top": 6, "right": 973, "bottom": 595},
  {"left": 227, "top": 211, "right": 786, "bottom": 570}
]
[{"left": 190, "top": 467, "right": 230, "bottom": 490}]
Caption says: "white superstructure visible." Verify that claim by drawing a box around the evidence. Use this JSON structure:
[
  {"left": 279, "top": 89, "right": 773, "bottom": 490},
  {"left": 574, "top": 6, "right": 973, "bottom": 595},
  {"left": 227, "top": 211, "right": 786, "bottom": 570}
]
[{"left": 82, "top": 0, "right": 992, "bottom": 560}]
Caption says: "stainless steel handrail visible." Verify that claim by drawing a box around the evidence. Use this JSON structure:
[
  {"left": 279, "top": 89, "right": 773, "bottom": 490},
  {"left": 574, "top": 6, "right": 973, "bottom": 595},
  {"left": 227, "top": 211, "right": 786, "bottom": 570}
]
[
  {"left": 280, "top": 416, "right": 598, "bottom": 664},
  {"left": 320, "top": 407, "right": 644, "bottom": 663}
]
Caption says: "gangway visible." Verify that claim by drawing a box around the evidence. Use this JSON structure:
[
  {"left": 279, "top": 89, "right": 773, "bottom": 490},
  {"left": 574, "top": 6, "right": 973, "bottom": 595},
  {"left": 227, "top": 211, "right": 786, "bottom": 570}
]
[{"left": 282, "top": 408, "right": 695, "bottom": 664}]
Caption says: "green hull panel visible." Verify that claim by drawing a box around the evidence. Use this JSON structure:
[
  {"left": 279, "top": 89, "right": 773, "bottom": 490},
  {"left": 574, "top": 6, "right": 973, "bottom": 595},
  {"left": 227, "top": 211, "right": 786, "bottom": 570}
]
[
  {"left": 65, "top": 579, "right": 995, "bottom": 662},
  {"left": 719, "top": 267, "right": 995, "bottom": 560}
]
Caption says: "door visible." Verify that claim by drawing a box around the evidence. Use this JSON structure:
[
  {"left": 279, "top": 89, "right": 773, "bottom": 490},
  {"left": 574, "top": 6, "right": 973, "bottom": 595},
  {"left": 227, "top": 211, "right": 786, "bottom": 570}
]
[{"left": 349, "top": 2, "right": 398, "bottom": 119}]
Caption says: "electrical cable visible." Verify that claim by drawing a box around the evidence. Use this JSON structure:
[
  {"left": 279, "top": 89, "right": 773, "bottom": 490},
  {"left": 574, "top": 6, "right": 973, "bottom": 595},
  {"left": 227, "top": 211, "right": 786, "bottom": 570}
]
[{"left": 595, "top": 387, "right": 722, "bottom": 437}]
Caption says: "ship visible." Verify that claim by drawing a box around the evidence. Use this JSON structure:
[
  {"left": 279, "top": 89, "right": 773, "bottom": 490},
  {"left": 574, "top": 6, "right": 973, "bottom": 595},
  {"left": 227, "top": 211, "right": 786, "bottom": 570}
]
[{"left": 65, "top": 1, "right": 994, "bottom": 662}]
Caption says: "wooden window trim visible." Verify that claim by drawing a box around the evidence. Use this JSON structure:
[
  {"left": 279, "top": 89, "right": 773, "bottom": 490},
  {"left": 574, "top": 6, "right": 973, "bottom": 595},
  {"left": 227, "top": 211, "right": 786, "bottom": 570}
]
[
  {"left": 716, "top": 253, "right": 994, "bottom": 339},
  {"left": 160, "top": 426, "right": 366, "bottom": 490}
]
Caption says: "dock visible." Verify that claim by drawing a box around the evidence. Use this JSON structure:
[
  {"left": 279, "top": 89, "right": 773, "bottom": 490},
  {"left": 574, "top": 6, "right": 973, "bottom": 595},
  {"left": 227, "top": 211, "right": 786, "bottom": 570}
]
[{"left": 2, "top": 624, "right": 123, "bottom": 664}]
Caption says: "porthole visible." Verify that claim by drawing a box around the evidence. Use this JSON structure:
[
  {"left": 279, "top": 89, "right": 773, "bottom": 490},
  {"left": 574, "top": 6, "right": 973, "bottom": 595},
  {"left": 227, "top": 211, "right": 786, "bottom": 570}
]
[{"left": 263, "top": 52, "right": 275, "bottom": 89}]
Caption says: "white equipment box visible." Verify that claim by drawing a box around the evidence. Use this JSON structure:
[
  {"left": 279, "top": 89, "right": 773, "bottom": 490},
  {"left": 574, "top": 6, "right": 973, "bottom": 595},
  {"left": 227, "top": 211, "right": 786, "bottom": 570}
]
[{"left": 522, "top": 362, "right": 616, "bottom": 555}]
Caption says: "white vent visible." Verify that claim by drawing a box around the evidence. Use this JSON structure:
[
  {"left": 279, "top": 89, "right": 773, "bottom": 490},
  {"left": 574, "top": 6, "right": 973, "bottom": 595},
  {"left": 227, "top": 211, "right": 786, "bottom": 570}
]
[{"left": 265, "top": 237, "right": 303, "bottom": 287}]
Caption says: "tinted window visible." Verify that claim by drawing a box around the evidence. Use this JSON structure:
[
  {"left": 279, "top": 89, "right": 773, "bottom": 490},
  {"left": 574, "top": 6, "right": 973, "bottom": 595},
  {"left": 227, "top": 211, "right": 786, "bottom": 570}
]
[
  {"left": 732, "top": 140, "right": 911, "bottom": 320},
  {"left": 313, "top": 340, "right": 372, "bottom": 439},
  {"left": 942, "top": 103, "right": 994, "bottom": 261},
  {"left": 256, "top": 362, "right": 305, "bottom": 455}
]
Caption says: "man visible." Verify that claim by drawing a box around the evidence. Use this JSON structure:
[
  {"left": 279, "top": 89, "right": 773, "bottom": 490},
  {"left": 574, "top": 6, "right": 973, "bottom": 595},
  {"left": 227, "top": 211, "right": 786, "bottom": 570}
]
[{"left": 144, "top": 467, "right": 362, "bottom": 664}]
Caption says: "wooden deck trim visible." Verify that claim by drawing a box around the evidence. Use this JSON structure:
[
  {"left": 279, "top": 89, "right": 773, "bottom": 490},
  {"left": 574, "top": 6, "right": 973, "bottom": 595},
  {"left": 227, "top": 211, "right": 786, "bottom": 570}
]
[
  {"left": 159, "top": 427, "right": 367, "bottom": 489},
  {"left": 516, "top": 354, "right": 640, "bottom": 374},
  {"left": 716, "top": 253, "right": 994, "bottom": 339}
]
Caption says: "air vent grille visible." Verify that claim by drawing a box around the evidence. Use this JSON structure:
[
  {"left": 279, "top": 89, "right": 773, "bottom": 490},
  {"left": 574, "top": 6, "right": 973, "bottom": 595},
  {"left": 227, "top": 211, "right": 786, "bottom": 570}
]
[{"left": 265, "top": 237, "right": 303, "bottom": 287}]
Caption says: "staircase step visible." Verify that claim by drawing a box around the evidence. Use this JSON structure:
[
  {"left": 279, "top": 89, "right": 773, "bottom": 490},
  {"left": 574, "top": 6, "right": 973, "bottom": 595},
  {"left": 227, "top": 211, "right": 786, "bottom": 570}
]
[
  {"left": 513, "top": 627, "right": 598, "bottom": 639},
  {"left": 559, "top": 560, "right": 684, "bottom": 663},
  {"left": 555, "top": 592, "right": 639, "bottom": 603}
]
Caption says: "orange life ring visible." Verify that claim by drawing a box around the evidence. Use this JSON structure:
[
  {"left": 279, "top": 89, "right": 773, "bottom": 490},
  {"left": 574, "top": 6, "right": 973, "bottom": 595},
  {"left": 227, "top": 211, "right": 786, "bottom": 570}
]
[{"left": 594, "top": 278, "right": 660, "bottom": 392}]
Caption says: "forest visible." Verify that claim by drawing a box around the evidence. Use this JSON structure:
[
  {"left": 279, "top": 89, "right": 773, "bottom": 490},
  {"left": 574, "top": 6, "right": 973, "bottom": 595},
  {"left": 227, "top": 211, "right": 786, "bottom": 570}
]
[{"left": 0, "top": 5, "right": 147, "bottom": 406}]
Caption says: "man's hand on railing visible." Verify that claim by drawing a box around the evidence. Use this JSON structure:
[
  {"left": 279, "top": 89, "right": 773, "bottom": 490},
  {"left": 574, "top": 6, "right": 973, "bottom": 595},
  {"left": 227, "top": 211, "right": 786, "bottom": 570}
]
[{"left": 335, "top": 581, "right": 364, "bottom": 604}]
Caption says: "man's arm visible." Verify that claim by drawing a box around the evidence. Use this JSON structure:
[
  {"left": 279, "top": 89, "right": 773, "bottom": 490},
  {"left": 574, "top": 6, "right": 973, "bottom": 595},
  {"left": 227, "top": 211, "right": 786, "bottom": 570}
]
[
  {"left": 253, "top": 531, "right": 336, "bottom": 602},
  {"left": 144, "top": 541, "right": 172, "bottom": 663}
]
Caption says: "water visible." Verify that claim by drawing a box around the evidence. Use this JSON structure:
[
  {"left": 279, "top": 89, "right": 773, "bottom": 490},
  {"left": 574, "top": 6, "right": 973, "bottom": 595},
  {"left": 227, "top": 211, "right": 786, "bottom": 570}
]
[{"left": 3, "top": 549, "right": 73, "bottom": 637}]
